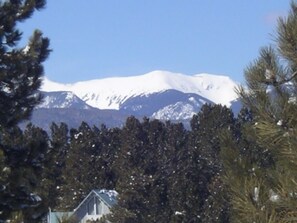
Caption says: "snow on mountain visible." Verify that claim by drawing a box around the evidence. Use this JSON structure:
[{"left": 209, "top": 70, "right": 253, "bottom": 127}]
[
  {"left": 37, "top": 91, "right": 94, "bottom": 109},
  {"left": 41, "top": 70, "right": 239, "bottom": 110},
  {"left": 119, "top": 89, "right": 212, "bottom": 120},
  {"left": 152, "top": 100, "right": 203, "bottom": 121}
]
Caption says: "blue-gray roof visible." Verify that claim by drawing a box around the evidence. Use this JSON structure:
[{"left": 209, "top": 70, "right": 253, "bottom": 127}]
[{"left": 93, "top": 189, "right": 118, "bottom": 207}]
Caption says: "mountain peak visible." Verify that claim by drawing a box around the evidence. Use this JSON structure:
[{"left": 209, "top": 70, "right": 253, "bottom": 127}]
[{"left": 41, "top": 71, "right": 239, "bottom": 109}]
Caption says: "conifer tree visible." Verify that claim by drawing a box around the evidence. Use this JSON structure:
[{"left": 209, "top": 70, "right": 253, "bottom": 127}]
[
  {"left": 110, "top": 118, "right": 184, "bottom": 222},
  {"left": 164, "top": 121, "right": 190, "bottom": 222},
  {"left": 0, "top": 0, "right": 50, "bottom": 221},
  {"left": 139, "top": 119, "right": 175, "bottom": 222},
  {"left": 43, "top": 122, "right": 70, "bottom": 210},
  {"left": 173, "top": 104, "right": 234, "bottom": 223},
  {"left": 0, "top": 124, "right": 50, "bottom": 222},
  {"left": 110, "top": 116, "right": 149, "bottom": 222},
  {"left": 91, "top": 124, "right": 120, "bottom": 190},
  {"left": 59, "top": 123, "right": 120, "bottom": 210},
  {"left": 59, "top": 122, "right": 95, "bottom": 210},
  {"left": 222, "top": 2, "right": 297, "bottom": 222},
  {"left": 21, "top": 124, "right": 50, "bottom": 222},
  {"left": 0, "top": 0, "right": 50, "bottom": 127}
]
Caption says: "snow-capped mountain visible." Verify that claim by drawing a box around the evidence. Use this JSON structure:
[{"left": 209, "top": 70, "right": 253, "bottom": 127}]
[
  {"left": 30, "top": 70, "right": 241, "bottom": 129},
  {"left": 41, "top": 70, "right": 239, "bottom": 110}
]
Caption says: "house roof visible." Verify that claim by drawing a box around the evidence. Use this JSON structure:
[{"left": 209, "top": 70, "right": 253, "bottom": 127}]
[
  {"left": 93, "top": 189, "right": 118, "bottom": 207},
  {"left": 73, "top": 189, "right": 118, "bottom": 212}
]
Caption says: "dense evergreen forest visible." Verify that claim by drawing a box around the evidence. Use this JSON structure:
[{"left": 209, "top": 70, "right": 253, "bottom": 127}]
[
  {"left": 3, "top": 103, "right": 243, "bottom": 222},
  {"left": 2, "top": 0, "right": 297, "bottom": 222}
]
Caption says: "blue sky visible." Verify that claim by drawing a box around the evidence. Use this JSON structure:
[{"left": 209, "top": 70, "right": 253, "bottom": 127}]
[{"left": 19, "top": 0, "right": 291, "bottom": 83}]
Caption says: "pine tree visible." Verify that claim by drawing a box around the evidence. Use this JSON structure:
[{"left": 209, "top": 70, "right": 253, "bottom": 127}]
[
  {"left": 222, "top": 2, "right": 297, "bottom": 222},
  {"left": 59, "top": 122, "right": 95, "bottom": 210},
  {"left": 21, "top": 124, "right": 50, "bottom": 222},
  {"left": 59, "top": 122, "right": 120, "bottom": 210},
  {"left": 110, "top": 116, "right": 150, "bottom": 222},
  {"left": 171, "top": 104, "right": 234, "bottom": 223},
  {"left": 140, "top": 119, "right": 175, "bottom": 222},
  {"left": 0, "top": 0, "right": 50, "bottom": 221},
  {"left": 42, "top": 122, "right": 70, "bottom": 211},
  {"left": 0, "top": 124, "right": 50, "bottom": 222},
  {"left": 91, "top": 124, "right": 120, "bottom": 191},
  {"left": 164, "top": 121, "right": 190, "bottom": 222},
  {"left": 110, "top": 117, "right": 185, "bottom": 222},
  {"left": 0, "top": 0, "right": 50, "bottom": 127}
]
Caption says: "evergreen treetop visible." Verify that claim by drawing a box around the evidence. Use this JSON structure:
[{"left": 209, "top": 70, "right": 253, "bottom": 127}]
[
  {"left": 0, "top": 0, "right": 50, "bottom": 221},
  {"left": 0, "top": 0, "right": 50, "bottom": 127},
  {"left": 222, "top": 1, "right": 297, "bottom": 222}
]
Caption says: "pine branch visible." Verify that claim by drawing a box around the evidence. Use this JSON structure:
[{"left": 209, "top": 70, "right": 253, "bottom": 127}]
[{"left": 264, "top": 70, "right": 297, "bottom": 86}]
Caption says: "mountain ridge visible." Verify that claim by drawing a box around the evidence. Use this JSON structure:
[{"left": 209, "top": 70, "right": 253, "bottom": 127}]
[
  {"left": 41, "top": 70, "right": 239, "bottom": 110},
  {"left": 28, "top": 70, "right": 243, "bottom": 130}
]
